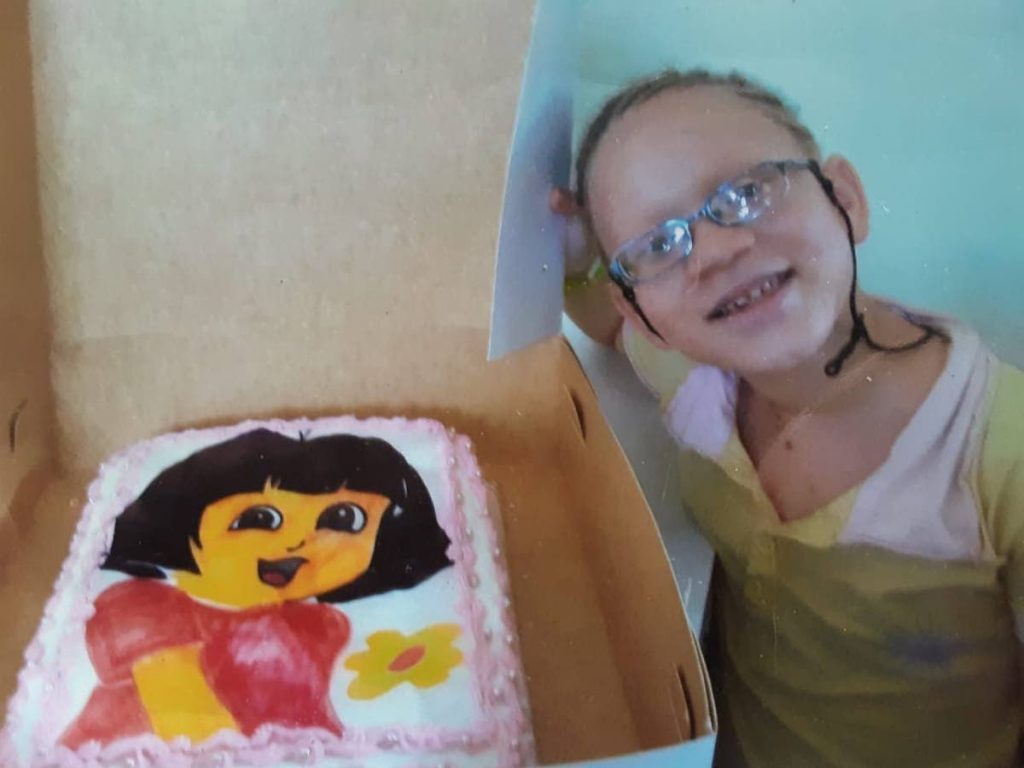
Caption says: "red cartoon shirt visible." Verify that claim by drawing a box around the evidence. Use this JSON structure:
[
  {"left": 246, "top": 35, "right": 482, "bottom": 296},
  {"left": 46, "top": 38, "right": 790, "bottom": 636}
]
[{"left": 61, "top": 579, "right": 349, "bottom": 748}]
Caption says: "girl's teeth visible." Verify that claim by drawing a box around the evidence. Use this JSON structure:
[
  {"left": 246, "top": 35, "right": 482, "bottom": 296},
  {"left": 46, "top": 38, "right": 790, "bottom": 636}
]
[{"left": 716, "top": 272, "right": 787, "bottom": 318}]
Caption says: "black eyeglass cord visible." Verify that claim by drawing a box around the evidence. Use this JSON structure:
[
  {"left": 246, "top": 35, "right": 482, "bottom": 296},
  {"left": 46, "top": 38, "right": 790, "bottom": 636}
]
[
  {"left": 611, "top": 278, "right": 666, "bottom": 341},
  {"left": 610, "top": 160, "right": 945, "bottom": 376},
  {"left": 805, "top": 160, "right": 945, "bottom": 377}
]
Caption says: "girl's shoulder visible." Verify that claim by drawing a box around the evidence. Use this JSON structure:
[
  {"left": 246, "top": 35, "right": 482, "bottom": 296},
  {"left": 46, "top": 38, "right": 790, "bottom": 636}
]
[
  {"left": 909, "top": 306, "right": 1024, "bottom": 468},
  {"left": 980, "top": 358, "right": 1024, "bottom": 468},
  {"left": 973, "top": 359, "right": 1024, "bottom": 567},
  {"left": 621, "top": 323, "right": 693, "bottom": 407}
]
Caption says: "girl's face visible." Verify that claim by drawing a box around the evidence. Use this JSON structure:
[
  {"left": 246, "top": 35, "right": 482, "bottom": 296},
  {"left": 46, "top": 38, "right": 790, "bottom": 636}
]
[
  {"left": 587, "top": 86, "right": 869, "bottom": 374},
  {"left": 175, "top": 480, "right": 391, "bottom": 609}
]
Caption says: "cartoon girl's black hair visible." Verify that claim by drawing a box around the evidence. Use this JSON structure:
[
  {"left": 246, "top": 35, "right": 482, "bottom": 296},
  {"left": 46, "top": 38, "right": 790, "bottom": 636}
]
[{"left": 102, "top": 428, "right": 452, "bottom": 601}]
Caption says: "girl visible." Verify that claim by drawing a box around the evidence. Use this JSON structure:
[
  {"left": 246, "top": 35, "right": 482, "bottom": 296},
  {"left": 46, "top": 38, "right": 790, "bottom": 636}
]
[
  {"left": 60, "top": 428, "right": 452, "bottom": 747},
  {"left": 555, "top": 70, "right": 1024, "bottom": 767}
]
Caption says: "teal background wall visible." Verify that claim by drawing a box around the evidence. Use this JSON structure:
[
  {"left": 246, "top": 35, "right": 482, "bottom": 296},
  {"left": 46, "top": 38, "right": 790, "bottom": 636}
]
[{"left": 576, "top": 0, "right": 1024, "bottom": 365}]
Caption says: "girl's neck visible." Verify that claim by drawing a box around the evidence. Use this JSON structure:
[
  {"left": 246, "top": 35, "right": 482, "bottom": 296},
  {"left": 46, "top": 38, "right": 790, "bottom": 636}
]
[{"left": 740, "top": 295, "right": 931, "bottom": 419}]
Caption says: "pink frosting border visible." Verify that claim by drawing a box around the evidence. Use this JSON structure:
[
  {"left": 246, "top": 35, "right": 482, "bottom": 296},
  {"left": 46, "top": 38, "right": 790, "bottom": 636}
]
[{"left": 0, "top": 417, "right": 533, "bottom": 768}]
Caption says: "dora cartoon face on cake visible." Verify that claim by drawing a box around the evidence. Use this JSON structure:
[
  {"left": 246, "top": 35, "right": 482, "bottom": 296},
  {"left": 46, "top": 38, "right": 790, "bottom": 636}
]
[
  {"left": 105, "top": 429, "right": 453, "bottom": 604},
  {"left": 60, "top": 429, "right": 454, "bottom": 748},
  {"left": 176, "top": 483, "right": 392, "bottom": 608}
]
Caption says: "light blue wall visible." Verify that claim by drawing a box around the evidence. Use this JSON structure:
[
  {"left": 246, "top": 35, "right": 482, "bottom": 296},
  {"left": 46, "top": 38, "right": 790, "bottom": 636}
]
[{"left": 576, "top": 0, "right": 1024, "bottom": 365}]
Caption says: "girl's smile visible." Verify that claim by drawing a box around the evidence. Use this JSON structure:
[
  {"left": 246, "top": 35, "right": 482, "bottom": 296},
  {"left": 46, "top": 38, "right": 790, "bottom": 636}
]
[{"left": 706, "top": 267, "right": 796, "bottom": 322}]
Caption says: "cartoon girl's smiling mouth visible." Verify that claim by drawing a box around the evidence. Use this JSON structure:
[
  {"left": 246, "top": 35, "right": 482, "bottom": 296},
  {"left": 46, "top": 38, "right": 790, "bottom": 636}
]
[{"left": 257, "top": 557, "right": 308, "bottom": 588}]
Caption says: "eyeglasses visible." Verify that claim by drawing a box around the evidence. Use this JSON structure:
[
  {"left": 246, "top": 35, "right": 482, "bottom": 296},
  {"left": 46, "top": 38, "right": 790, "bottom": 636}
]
[{"left": 607, "top": 159, "right": 814, "bottom": 286}]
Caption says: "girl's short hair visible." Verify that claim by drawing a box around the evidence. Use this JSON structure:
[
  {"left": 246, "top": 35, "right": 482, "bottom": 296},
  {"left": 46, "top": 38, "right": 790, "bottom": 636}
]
[
  {"left": 102, "top": 428, "right": 452, "bottom": 602},
  {"left": 574, "top": 68, "right": 821, "bottom": 209}
]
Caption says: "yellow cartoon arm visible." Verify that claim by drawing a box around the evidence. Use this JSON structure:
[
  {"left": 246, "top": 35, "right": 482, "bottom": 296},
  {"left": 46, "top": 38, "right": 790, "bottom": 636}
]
[{"left": 131, "top": 644, "right": 238, "bottom": 741}]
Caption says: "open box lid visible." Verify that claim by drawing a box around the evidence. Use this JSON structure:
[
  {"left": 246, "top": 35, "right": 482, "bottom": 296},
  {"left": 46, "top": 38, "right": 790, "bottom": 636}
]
[
  {"left": 29, "top": 0, "right": 536, "bottom": 396},
  {"left": 17, "top": 0, "right": 598, "bottom": 474},
  {"left": 21, "top": 0, "right": 551, "bottom": 470}
]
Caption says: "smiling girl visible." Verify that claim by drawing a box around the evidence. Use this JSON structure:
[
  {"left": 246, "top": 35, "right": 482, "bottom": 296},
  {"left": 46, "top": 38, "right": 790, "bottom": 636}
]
[{"left": 557, "top": 70, "right": 1024, "bottom": 767}]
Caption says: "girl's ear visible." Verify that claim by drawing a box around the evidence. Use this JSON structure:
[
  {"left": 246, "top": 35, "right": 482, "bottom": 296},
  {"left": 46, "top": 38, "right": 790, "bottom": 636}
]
[
  {"left": 550, "top": 186, "right": 581, "bottom": 216},
  {"left": 609, "top": 286, "right": 673, "bottom": 351},
  {"left": 820, "top": 155, "right": 869, "bottom": 244}
]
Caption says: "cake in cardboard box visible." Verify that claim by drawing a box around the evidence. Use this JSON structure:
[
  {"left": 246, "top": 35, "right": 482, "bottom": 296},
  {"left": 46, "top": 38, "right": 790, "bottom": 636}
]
[{"left": 1, "top": 416, "right": 533, "bottom": 768}]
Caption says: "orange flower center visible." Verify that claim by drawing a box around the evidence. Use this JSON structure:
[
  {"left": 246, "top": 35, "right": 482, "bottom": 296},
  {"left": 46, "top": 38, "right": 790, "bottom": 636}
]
[{"left": 388, "top": 645, "right": 427, "bottom": 673}]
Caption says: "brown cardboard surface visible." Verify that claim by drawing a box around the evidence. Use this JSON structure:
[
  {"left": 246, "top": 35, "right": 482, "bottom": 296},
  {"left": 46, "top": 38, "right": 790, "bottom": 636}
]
[
  {"left": 28, "top": 0, "right": 530, "bottom": 468},
  {"left": 46, "top": 326, "right": 557, "bottom": 472},
  {"left": 0, "top": 475, "right": 91, "bottom": 696},
  {"left": 0, "top": 0, "right": 54, "bottom": 522},
  {"left": 0, "top": 1, "right": 711, "bottom": 763},
  {"left": 555, "top": 343, "right": 714, "bottom": 743}
]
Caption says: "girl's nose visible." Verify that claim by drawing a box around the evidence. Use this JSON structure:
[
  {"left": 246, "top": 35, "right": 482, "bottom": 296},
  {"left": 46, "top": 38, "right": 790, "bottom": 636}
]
[{"left": 683, "top": 218, "right": 757, "bottom": 286}]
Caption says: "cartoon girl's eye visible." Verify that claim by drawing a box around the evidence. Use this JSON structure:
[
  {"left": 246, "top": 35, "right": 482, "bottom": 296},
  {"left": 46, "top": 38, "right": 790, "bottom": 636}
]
[
  {"left": 229, "top": 505, "right": 283, "bottom": 532},
  {"left": 316, "top": 502, "right": 367, "bottom": 533}
]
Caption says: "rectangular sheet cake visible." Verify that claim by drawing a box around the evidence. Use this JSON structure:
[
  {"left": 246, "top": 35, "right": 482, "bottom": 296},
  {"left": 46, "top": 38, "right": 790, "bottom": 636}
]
[{"left": 1, "top": 417, "right": 533, "bottom": 768}]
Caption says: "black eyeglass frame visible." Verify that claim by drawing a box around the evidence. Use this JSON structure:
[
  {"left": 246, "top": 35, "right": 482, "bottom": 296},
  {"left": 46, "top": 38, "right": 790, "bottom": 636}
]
[{"left": 607, "top": 159, "right": 812, "bottom": 289}]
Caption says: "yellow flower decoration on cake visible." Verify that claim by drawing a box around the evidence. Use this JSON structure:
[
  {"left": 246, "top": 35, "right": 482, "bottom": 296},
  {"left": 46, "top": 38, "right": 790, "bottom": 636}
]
[{"left": 344, "top": 624, "right": 463, "bottom": 700}]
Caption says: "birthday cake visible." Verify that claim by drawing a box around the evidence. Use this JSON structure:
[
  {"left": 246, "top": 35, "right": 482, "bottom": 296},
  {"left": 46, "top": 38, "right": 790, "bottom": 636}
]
[{"left": 1, "top": 417, "right": 533, "bottom": 768}]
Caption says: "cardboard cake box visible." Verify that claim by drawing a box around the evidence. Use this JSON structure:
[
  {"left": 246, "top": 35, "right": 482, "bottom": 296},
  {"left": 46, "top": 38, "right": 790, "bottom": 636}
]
[{"left": 0, "top": 0, "right": 714, "bottom": 764}]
